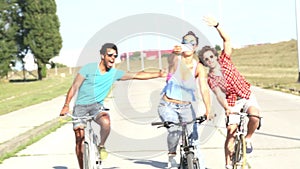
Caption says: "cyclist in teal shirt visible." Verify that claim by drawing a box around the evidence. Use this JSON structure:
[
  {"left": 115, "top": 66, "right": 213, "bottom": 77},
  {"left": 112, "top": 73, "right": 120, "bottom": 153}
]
[
  {"left": 59, "top": 43, "right": 165, "bottom": 169},
  {"left": 75, "top": 62, "right": 125, "bottom": 105}
]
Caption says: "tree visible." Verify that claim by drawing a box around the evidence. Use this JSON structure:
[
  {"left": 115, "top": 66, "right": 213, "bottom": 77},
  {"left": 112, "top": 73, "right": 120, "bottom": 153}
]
[
  {"left": 0, "top": 0, "right": 62, "bottom": 80},
  {"left": 19, "top": 0, "right": 62, "bottom": 80},
  {"left": 215, "top": 44, "right": 221, "bottom": 51},
  {"left": 0, "top": 0, "right": 19, "bottom": 78}
]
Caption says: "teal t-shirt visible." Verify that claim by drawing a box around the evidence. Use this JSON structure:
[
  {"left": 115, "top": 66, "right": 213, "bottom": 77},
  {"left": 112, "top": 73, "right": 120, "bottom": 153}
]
[{"left": 75, "top": 62, "right": 125, "bottom": 105}]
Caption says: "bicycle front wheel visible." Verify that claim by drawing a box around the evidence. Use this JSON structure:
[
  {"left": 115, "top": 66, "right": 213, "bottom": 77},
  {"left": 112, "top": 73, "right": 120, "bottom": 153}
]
[
  {"left": 233, "top": 135, "right": 247, "bottom": 169},
  {"left": 83, "top": 142, "right": 90, "bottom": 169},
  {"left": 186, "top": 153, "right": 200, "bottom": 169},
  {"left": 240, "top": 135, "right": 246, "bottom": 169}
]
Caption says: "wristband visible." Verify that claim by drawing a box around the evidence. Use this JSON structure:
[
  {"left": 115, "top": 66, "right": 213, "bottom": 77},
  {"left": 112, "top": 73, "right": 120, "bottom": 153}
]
[
  {"left": 214, "top": 22, "right": 219, "bottom": 28},
  {"left": 64, "top": 103, "right": 69, "bottom": 107}
]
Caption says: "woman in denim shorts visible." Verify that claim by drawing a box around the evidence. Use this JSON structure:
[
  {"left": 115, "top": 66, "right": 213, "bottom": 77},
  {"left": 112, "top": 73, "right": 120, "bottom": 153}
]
[{"left": 158, "top": 31, "right": 211, "bottom": 169}]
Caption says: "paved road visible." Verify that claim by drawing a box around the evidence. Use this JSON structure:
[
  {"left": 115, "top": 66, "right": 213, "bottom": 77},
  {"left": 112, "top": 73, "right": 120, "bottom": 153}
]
[{"left": 0, "top": 78, "right": 300, "bottom": 169}]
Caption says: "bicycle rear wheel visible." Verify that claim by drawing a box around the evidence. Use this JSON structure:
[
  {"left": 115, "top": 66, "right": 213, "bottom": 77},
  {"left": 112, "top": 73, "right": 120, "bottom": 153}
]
[{"left": 83, "top": 142, "right": 90, "bottom": 169}]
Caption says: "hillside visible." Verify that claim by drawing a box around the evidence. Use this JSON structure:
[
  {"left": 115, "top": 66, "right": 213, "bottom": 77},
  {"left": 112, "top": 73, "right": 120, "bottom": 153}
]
[{"left": 232, "top": 40, "right": 299, "bottom": 95}]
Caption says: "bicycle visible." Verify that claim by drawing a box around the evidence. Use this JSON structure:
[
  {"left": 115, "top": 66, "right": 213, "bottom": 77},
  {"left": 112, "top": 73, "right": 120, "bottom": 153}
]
[
  {"left": 230, "top": 109, "right": 262, "bottom": 169},
  {"left": 151, "top": 115, "right": 207, "bottom": 169},
  {"left": 67, "top": 107, "right": 109, "bottom": 169}
]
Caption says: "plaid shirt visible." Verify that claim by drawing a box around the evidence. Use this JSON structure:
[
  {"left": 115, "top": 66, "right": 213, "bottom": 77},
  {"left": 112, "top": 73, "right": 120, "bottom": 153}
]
[{"left": 208, "top": 51, "right": 251, "bottom": 106}]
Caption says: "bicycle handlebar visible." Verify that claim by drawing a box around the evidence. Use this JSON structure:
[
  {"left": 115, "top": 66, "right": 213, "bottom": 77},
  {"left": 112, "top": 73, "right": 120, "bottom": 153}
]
[
  {"left": 63, "top": 106, "right": 109, "bottom": 119},
  {"left": 228, "top": 111, "right": 262, "bottom": 130},
  {"left": 151, "top": 115, "right": 207, "bottom": 128},
  {"left": 66, "top": 113, "right": 96, "bottom": 123}
]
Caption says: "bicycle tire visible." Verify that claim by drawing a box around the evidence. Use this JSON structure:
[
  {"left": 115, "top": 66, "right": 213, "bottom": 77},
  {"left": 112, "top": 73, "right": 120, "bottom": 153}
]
[
  {"left": 240, "top": 135, "right": 246, "bottom": 169},
  {"left": 179, "top": 155, "right": 187, "bottom": 169},
  {"left": 193, "top": 158, "right": 200, "bottom": 169},
  {"left": 232, "top": 135, "right": 247, "bottom": 169},
  {"left": 186, "top": 153, "right": 195, "bottom": 169},
  {"left": 93, "top": 135, "right": 102, "bottom": 169},
  {"left": 83, "top": 142, "right": 90, "bottom": 169},
  {"left": 232, "top": 137, "right": 240, "bottom": 169}
]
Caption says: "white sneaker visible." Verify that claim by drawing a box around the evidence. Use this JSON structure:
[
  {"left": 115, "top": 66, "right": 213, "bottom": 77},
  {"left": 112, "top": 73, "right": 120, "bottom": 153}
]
[
  {"left": 168, "top": 154, "right": 178, "bottom": 169},
  {"left": 225, "top": 164, "right": 233, "bottom": 169},
  {"left": 245, "top": 138, "right": 253, "bottom": 154}
]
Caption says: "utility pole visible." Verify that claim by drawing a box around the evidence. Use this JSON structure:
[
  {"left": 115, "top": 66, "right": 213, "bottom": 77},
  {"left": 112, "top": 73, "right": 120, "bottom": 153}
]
[{"left": 296, "top": 0, "right": 300, "bottom": 82}]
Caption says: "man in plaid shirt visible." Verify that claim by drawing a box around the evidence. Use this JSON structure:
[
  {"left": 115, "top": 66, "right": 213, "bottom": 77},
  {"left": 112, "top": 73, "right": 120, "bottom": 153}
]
[{"left": 198, "top": 16, "right": 261, "bottom": 169}]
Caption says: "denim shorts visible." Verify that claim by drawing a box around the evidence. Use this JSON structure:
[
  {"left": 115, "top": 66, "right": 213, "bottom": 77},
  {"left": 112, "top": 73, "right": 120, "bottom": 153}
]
[
  {"left": 158, "top": 98, "right": 195, "bottom": 124},
  {"left": 72, "top": 102, "right": 103, "bottom": 129},
  {"left": 157, "top": 98, "right": 197, "bottom": 136}
]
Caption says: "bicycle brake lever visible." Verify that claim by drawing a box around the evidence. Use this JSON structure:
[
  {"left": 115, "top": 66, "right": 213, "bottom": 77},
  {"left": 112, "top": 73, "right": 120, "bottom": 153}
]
[
  {"left": 163, "top": 122, "right": 172, "bottom": 129},
  {"left": 100, "top": 106, "right": 110, "bottom": 111},
  {"left": 196, "top": 115, "right": 207, "bottom": 123}
]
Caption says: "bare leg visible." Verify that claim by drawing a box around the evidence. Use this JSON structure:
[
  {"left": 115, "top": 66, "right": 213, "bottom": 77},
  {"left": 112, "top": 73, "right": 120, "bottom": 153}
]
[
  {"left": 95, "top": 112, "right": 111, "bottom": 146},
  {"left": 245, "top": 106, "right": 260, "bottom": 139},
  {"left": 225, "top": 124, "right": 237, "bottom": 166},
  {"left": 74, "top": 128, "right": 84, "bottom": 169}
]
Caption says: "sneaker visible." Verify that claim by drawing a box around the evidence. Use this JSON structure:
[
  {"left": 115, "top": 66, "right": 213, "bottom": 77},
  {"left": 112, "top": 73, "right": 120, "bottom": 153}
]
[
  {"left": 245, "top": 139, "right": 253, "bottom": 154},
  {"left": 225, "top": 164, "right": 233, "bottom": 169},
  {"left": 167, "top": 154, "right": 178, "bottom": 169},
  {"left": 98, "top": 146, "right": 108, "bottom": 160}
]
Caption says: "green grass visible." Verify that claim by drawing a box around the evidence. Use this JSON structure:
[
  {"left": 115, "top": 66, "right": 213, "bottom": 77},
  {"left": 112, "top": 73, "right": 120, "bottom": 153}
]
[
  {"left": 0, "top": 67, "right": 74, "bottom": 115},
  {"left": 232, "top": 40, "right": 300, "bottom": 94}
]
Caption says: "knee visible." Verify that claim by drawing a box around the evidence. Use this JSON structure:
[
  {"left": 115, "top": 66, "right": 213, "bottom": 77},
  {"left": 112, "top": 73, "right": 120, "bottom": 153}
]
[
  {"left": 226, "top": 125, "right": 236, "bottom": 138},
  {"left": 74, "top": 129, "right": 84, "bottom": 144},
  {"left": 99, "top": 115, "right": 111, "bottom": 128},
  {"left": 247, "top": 106, "right": 260, "bottom": 117}
]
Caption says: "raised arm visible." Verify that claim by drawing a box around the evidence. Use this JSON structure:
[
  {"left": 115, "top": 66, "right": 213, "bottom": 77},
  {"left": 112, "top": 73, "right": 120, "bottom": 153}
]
[{"left": 203, "top": 16, "right": 232, "bottom": 55}]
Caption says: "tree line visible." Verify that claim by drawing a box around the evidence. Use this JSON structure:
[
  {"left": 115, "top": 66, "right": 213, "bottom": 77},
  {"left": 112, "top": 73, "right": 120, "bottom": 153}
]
[{"left": 0, "top": 0, "right": 62, "bottom": 80}]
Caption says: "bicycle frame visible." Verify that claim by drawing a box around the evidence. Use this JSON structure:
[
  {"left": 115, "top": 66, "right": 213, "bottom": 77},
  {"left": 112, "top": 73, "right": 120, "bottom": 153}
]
[
  {"left": 67, "top": 113, "right": 102, "bottom": 169},
  {"left": 152, "top": 115, "right": 206, "bottom": 169}
]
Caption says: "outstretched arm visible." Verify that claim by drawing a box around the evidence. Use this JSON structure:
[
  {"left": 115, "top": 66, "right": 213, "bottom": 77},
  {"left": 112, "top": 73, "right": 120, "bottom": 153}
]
[
  {"left": 120, "top": 70, "right": 166, "bottom": 80},
  {"left": 203, "top": 16, "right": 232, "bottom": 55}
]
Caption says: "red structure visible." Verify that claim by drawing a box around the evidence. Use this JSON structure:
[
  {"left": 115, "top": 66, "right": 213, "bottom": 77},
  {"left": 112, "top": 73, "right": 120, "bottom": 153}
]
[{"left": 120, "top": 49, "right": 172, "bottom": 61}]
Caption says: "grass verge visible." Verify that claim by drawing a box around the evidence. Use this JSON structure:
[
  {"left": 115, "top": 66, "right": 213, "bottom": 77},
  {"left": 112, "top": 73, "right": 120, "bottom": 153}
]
[
  {"left": 0, "top": 116, "right": 69, "bottom": 164},
  {"left": 0, "top": 68, "right": 74, "bottom": 115}
]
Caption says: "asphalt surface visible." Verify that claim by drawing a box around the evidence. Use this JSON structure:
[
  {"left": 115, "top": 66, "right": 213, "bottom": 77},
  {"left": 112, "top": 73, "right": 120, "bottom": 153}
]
[{"left": 0, "top": 78, "right": 300, "bottom": 169}]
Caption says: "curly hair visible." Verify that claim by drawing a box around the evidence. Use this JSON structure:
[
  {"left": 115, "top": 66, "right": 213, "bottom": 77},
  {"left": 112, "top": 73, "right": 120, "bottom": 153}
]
[{"left": 198, "top": 46, "right": 219, "bottom": 66}]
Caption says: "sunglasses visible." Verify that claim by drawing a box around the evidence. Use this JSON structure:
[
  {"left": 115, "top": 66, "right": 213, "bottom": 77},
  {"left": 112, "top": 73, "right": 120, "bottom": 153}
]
[
  {"left": 107, "top": 53, "right": 118, "bottom": 58},
  {"left": 182, "top": 39, "right": 197, "bottom": 46},
  {"left": 203, "top": 55, "right": 214, "bottom": 62}
]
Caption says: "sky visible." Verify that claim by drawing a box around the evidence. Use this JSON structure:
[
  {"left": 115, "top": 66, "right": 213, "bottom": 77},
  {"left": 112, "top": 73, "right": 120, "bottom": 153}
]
[{"left": 53, "top": 0, "right": 297, "bottom": 67}]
